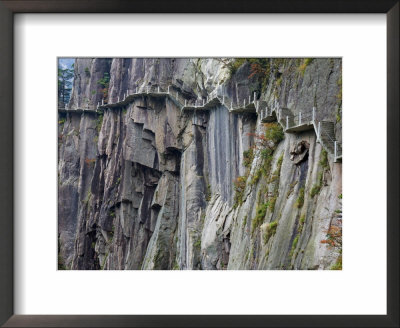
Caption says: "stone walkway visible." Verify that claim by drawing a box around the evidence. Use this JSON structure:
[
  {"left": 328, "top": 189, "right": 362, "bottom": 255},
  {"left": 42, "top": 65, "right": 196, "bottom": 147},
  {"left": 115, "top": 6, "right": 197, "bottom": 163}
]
[{"left": 58, "top": 85, "right": 342, "bottom": 162}]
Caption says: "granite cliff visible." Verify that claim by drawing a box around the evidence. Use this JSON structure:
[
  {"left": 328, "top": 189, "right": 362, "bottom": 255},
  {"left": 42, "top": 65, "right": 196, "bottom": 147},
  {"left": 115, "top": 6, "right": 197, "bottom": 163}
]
[{"left": 58, "top": 58, "right": 342, "bottom": 270}]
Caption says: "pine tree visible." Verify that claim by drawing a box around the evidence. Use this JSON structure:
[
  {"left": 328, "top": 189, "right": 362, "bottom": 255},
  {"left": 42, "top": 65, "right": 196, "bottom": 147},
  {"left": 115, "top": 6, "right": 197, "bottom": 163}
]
[{"left": 58, "top": 65, "right": 74, "bottom": 107}]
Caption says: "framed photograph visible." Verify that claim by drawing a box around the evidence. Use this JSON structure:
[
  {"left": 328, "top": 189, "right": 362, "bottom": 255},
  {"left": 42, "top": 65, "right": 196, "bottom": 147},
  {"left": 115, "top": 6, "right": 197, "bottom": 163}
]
[{"left": 0, "top": 1, "right": 398, "bottom": 327}]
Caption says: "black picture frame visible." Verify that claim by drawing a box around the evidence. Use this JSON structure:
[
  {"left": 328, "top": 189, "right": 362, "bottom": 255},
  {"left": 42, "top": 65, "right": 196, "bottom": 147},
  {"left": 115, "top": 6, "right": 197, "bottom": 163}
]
[{"left": 0, "top": 1, "right": 398, "bottom": 327}]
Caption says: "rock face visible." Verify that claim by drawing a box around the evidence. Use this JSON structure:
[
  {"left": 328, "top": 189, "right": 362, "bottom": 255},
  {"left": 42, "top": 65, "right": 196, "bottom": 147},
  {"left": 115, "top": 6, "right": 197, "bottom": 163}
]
[
  {"left": 290, "top": 140, "right": 309, "bottom": 165},
  {"left": 58, "top": 58, "right": 342, "bottom": 270}
]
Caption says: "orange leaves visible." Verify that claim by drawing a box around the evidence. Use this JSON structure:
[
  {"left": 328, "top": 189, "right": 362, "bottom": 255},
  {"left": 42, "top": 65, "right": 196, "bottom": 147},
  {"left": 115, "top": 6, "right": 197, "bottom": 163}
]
[
  {"left": 234, "top": 176, "right": 247, "bottom": 192},
  {"left": 84, "top": 158, "right": 96, "bottom": 166},
  {"left": 320, "top": 220, "right": 342, "bottom": 249},
  {"left": 248, "top": 62, "right": 266, "bottom": 79},
  {"left": 101, "top": 87, "right": 108, "bottom": 102}
]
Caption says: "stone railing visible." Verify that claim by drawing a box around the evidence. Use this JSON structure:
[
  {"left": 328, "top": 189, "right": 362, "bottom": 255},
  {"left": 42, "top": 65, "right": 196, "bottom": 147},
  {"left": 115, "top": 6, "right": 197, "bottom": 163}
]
[{"left": 59, "top": 85, "right": 342, "bottom": 162}]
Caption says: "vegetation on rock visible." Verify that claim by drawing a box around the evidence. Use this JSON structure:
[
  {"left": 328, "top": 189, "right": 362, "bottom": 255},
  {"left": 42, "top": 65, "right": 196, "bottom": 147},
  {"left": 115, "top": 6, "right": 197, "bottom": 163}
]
[{"left": 263, "top": 221, "right": 278, "bottom": 244}]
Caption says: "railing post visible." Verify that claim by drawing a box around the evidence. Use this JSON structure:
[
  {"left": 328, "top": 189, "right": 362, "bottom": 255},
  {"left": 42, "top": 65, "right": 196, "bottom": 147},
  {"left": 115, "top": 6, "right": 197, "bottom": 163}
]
[
  {"left": 286, "top": 116, "right": 289, "bottom": 129},
  {"left": 158, "top": 86, "right": 160, "bottom": 93},
  {"left": 312, "top": 107, "right": 315, "bottom": 121},
  {"left": 203, "top": 99, "right": 205, "bottom": 106},
  {"left": 334, "top": 141, "right": 337, "bottom": 159},
  {"left": 244, "top": 99, "right": 246, "bottom": 107},
  {"left": 167, "top": 86, "right": 170, "bottom": 94},
  {"left": 118, "top": 96, "right": 120, "bottom": 102},
  {"left": 222, "top": 95, "right": 225, "bottom": 104},
  {"left": 318, "top": 122, "right": 321, "bottom": 140},
  {"left": 185, "top": 100, "right": 187, "bottom": 106},
  {"left": 253, "top": 92, "right": 256, "bottom": 103},
  {"left": 231, "top": 102, "right": 233, "bottom": 110},
  {"left": 102, "top": 99, "right": 104, "bottom": 106},
  {"left": 299, "top": 112, "right": 302, "bottom": 125}
]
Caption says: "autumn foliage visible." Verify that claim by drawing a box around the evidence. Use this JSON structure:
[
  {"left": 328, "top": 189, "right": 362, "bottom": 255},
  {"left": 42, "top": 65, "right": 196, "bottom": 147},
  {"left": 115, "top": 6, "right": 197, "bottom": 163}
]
[
  {"left": 84, "top": 158, "right": 96, "bottom": 166},
  {"left": 321, "top": 219, "right": 342, "bottom": 248}
]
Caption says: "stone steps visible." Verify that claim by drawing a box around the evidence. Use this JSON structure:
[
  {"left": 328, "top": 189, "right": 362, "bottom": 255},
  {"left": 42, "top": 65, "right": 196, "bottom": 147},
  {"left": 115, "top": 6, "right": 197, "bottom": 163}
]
[{"left": 59, "top": 86, "right": 342, "bottom": 162}]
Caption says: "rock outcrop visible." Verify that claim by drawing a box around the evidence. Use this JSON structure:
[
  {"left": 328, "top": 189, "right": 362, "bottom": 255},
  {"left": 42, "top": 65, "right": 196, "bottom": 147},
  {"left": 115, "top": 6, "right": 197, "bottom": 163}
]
[{"left": 58, "top": 58, "right": 342, "bottom": 270}]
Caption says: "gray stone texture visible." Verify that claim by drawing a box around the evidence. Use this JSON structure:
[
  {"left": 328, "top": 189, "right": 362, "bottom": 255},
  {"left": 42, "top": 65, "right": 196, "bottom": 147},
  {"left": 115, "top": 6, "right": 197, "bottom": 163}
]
[{"left": 59, "top": 58, "right": 342, "bottom": 270}]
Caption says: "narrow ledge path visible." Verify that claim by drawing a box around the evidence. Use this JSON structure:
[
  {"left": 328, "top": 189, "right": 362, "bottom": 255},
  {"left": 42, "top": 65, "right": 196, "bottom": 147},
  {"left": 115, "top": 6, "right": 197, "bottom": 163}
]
[{"left": 58, "top": 85, "right": 342, "bottom": 162}]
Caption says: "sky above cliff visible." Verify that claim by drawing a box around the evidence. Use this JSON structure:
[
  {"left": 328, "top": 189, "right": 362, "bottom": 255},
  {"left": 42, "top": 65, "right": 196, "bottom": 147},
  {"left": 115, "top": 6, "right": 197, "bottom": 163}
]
[{"left": 58, "top": 58, "right": 74, "bottom": 70}]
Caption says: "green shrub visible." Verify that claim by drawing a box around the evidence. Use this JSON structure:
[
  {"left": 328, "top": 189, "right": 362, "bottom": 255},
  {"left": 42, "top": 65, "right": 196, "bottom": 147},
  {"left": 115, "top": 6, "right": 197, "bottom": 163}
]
[
  {"left": 101, "top": 251, "right": 109, "bottom": 270},
  {"left": 233, "top": 175, "right": 247, "bottom": 208},
  {"left": 295, "top": 187, "right": 305, "bottom": 208},
  {"left": 97, "top": 72, "right": 110, "bottom": 101},
  {"left": 276, "top": 76, "right": 282, "bottom": 87},
  {"left": 194, "top": 239, "right": 201, "bottom": 249},
  {"left": 206, "top": 184, "right": 212, "bottom": 201},
  {"left": 250, "top": 168, "right": 262, "bottom": 185},
  {"left": 298, "top": 58, "right": 313, "bottom": 76},
  {"left": 336, "top": 112, "right": 341, "bottom": 123},
  {"left": 226, "top": 58, "right": 247, "bottom": 76},
  {"left": 243, "top": 148, "right": 254, "bottom": 168},
  {"left": 264, "top": 123, "right": 284, "bottom": 144},
  {"left": 270, "top": 153, "right": 284, "bottom": 183},
  {"left": 263, "top": 221, "right": 278, "bottom": 244},
  {"left": 242, "top": 215, "right": 247, "bottom": 229},
  {"left": 310, "top": 185, "right": 321, "bottom": 198},
  {"left": 319, "top": 149, "right": 328, "bottom": 168},
  {"left": 84, "top": 190, "right": 92, "bottom": 204},
  {"left": 336, "top": 76, "right": 342, "bottom": 107},
  {"left": 268, "top": 195, "right": 277, "bottom": 213},
  {"left": 96, "top": 113, "right": 103, "bottom": 133},
  {"left": 298, "top": 215, "right": 306, "bottom": 233},
  {"left": 58, "top": 254, "right": 66, "bottom": 270},
  {"left": 310, "top": 162, "right": 325, "bottom": 198},
  {"left": 331, "top": 254, "right": 342, "bottom": 270},
  {"left": 292, "top": 236, "right": 299, "bottom": 249},
  {"left": 252, "top": 203, "right": 268, "bottom": 232},
  {"left": 97, "top": 72, "right": 110, "bottom": 88}
]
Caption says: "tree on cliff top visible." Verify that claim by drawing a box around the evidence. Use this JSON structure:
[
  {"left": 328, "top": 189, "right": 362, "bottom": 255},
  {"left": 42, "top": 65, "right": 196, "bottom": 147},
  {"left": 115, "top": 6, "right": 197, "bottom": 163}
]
[{"left": 58, "top": 66, "right": 74, "bottom": 107}]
